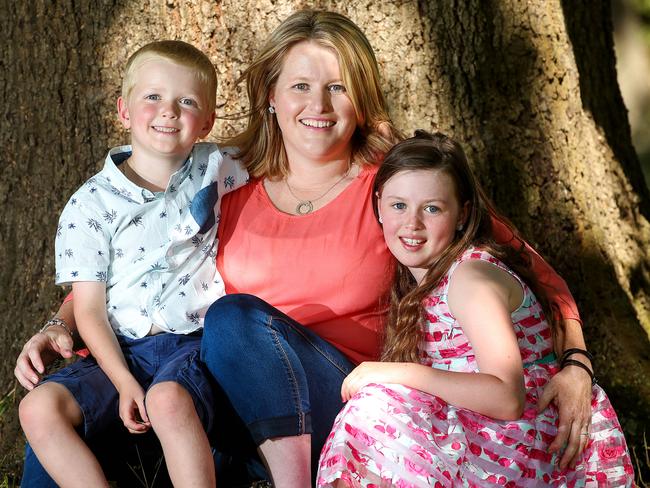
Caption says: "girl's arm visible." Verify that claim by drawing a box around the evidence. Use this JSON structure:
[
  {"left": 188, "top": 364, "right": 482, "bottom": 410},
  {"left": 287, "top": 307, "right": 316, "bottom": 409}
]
[
  {"left": 72, "top": 282, "right": 149, "bottom": 433},
  {"left": 342, "top": 260, "right": 526, "bottom": 420}
]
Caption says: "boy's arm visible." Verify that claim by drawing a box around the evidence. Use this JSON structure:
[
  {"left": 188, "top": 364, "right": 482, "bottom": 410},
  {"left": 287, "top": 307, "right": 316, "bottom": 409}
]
[{"left": 72, "top": 282, "right": 150, "bottom": 433}]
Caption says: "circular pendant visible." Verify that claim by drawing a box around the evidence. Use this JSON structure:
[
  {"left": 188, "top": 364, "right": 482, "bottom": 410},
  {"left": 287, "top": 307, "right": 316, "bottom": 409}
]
[{"left": 296, "top": 201, "right": 314, "bottom": 215}]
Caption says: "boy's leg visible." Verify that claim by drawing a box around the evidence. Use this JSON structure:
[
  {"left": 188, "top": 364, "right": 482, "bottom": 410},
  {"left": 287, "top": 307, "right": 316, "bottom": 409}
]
[
  {"left": 146, "top": 381, "right": 215, "bottom": 487},
  {"left": 19, "top": 382, "right": 109, "bottom": 488},
  {"left": 145, "top": 333, "right": 216, "bottom": 488}
]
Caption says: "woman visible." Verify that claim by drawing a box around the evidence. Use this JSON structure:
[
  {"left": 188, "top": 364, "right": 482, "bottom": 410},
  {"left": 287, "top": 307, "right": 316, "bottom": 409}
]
[{"left": 15, "top": 10, "right": 593, "bottom": 487}]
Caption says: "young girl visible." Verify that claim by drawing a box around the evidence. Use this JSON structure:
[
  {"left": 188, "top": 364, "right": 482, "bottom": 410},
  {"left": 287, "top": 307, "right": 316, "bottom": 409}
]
[{"left": 317, "top": 131, "right": 633, "bottom": 487}]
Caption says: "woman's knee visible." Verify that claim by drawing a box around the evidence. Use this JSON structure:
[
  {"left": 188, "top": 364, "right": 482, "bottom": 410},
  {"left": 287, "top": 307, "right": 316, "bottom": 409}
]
[
  {"left": 203, "top": 294, "right": 272, "bottom": 350},
  {"left": 19, "top": 383, "right": 82, "bottom": 437}
]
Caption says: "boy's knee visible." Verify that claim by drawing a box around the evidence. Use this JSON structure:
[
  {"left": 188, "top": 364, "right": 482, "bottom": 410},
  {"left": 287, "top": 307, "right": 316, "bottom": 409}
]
[
  {"left": 146, "top": 381, "right": 194, "bottom": 424},
  {"left": 19, "top": 384, "right": 81, "bottom": 437}
]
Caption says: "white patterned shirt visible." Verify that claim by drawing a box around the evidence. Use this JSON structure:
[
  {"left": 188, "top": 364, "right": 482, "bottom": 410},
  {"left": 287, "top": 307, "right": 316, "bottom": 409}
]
[{"left": 55, "top": 143, "right": 248, "bottom": 338}]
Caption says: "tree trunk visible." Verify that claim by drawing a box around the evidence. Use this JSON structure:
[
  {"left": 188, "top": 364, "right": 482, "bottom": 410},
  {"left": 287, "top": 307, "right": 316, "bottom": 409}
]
[{"left": 1, "top": 0, "right": 648, "bottom": 482}]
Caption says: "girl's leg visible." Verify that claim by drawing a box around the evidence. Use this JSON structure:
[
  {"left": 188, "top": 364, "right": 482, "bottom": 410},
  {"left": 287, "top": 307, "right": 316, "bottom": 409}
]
[
  {"left": 146, "top": 381, "right": 215, "bottom": 488},
  {"left": 201, "top": 294, "right": 355, "bottom": 488},
  {"left": 19, "top": 383, "right": 109, "bottom": 488}
]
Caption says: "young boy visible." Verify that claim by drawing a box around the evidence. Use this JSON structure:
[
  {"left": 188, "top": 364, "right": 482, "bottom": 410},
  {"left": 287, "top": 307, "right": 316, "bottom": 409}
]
[{"left": 18, "top": 40, "right": 247, "bottom": 487}]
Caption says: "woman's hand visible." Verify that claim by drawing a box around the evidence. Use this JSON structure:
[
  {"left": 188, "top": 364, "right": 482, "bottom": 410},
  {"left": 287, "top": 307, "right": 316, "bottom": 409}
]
[
  {"left": 341, "top": 361, "right": 402, "bottom": 402},
  {"left": 117, "top": 377, "right": 150, "bottom": 434},
  {"left": 537, "top": 364, "right": 592, "bottom": 468},
  {"left": 14, "top": 326, "right": 74, "bottom": 390}
]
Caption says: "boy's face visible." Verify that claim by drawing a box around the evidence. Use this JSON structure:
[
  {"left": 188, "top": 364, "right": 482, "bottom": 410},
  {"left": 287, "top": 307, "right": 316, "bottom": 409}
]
[{"left": 117, "top": 58, "right": 215, "bottom": 165}]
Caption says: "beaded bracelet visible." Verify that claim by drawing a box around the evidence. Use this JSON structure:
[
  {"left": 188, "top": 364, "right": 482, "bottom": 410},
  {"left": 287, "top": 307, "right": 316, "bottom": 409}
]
[
  {"left": 39, "top": 317, "right": 73, "bottom": 337},
  {"left": 561, "top": 358, "right": 597, "bottom": 385},
  {"left": 560, "top": 347, "right": 594, "bottom": 364}
]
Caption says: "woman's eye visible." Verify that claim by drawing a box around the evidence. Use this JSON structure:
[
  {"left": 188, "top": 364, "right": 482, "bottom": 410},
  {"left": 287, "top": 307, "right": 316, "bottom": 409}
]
[
  {"left": 391, "top": 202, "right": 406, "bottom": 210},
  {"left": 424, "top": 205, "right": 440, "bottom": 214},
  {"left": 328, "top": 84, "right": 346, "bottom": 93},
  {"left": 145, "top": 94, "right": 161, "bottom": 101},
  {"left": 292, "top": 83, "right": 309, "bottom": 91}
]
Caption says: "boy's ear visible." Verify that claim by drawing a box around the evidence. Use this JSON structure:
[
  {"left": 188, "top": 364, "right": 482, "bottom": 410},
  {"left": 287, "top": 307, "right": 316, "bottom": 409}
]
[
  {"left": 117, "top": 97, "right": 131, "bottom": 129},
  {"left": 199, "top": 111, "right": 216, "bottom": 138}
]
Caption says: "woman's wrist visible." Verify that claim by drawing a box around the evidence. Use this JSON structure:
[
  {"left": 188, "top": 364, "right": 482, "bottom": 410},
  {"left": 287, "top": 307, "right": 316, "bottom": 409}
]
[{"left": 39, "top": 317, "right": 74, "bottom": 337}]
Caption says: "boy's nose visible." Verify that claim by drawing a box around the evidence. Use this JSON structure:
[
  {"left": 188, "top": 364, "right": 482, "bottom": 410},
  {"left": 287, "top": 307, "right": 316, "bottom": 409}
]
[{"left": 161, "top": 102, "right": 180, "bottom": 118}]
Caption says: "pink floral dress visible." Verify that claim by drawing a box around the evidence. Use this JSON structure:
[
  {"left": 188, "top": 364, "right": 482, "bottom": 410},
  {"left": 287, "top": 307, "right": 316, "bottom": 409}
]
[{"left": 317, "top": 249, "right": 634, "bottom": 487}]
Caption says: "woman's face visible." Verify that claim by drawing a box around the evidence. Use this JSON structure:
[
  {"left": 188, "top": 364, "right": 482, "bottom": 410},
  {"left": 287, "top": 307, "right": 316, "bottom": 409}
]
[
  {"left": 378, "top": 169, "right": 468, "bottom": 284},
  {"left": 269, "top": 41, "right": 358, "bottom": 166}
]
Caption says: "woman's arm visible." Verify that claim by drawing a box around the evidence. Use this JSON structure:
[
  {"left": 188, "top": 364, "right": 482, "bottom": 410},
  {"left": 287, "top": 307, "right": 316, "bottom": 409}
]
[
  {"left": 14, "top": 296, "right": 77, "bottom": 390},
  {"left": 342, "top": 260, "right": 526, "bottom": 420},
  {"left": 490, "top": 214, "right": 581, "bottom": 323},
  {"left": 491, "top": 214, "right": 592, "bottom": 468}
]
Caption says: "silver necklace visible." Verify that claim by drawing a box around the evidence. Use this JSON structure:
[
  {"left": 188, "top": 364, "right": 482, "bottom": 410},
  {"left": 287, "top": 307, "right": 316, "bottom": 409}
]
[{"left": 285, "top": 165, "right": 352, "bottom": 215}]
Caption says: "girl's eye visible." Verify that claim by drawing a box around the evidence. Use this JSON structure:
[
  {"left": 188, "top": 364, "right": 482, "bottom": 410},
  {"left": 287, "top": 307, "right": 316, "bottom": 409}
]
[
  {"left": 391, "top": 202, "right": 407, "bottom": 210},
  {"left": 424, "top": 205, "right": 440, "bottom": 214},
  {"left": 328, "top": 84, "right": 346, "bottom": 93},
  {"left": 292, "top": 83, "right": 309, "bottom": 91},
  {"left": 145, "top": 94, "right": 161, "bottom": 101}
]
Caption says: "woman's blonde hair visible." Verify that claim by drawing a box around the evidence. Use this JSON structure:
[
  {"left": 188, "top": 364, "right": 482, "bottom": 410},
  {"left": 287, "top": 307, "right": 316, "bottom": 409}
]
[
  {"left": 122, "top": 40, "right": 217, "bottom": 112},
  {"left": 224, "top": 10, "right": 401, "bottom": 179}
]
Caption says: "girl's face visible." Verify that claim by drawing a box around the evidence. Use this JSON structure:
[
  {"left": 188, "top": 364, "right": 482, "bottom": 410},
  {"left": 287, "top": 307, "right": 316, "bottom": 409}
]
[
  {"left": 378, "top": 169, "right": 468, "bottom": 284},
  {"left": 269, "top": 41, "right": 358, "bottom": 166}
]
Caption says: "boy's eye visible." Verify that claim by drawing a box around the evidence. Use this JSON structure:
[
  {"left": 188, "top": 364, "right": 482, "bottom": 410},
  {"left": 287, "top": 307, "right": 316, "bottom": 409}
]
[
  {"left": 180, "top": 98, "right": 197, "bottom": 107},
  {"left": 328, "top": 84, "right": 346, "bottom": 93},
  {"left": 391, "top": 202, "right": 406, "bottom": 210},
  {"left": 145, "top": 94, "right": 161, "bottom": 101},
  {"left": 424, "top": 205, "right": 440, "bottom": 214}
]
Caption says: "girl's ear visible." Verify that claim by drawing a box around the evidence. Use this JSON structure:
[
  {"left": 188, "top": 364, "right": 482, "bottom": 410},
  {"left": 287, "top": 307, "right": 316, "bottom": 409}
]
[
  {"left": 375, "top": 192, "right": 383, "bottom": 224},
  {"left": 459, "top": 201, "right": 471, "bottom": 228},
  {"left": 117, "top": 97, "right": 131, "bottom": 129}
]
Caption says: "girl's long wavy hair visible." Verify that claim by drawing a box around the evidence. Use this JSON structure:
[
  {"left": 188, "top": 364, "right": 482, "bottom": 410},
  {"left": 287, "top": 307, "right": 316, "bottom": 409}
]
[
  {"left": 375, "top": 131, "right": 559, "bottom": 363},
  {"left": 221, "top": 9, "right": 401, "bottom": 179}
]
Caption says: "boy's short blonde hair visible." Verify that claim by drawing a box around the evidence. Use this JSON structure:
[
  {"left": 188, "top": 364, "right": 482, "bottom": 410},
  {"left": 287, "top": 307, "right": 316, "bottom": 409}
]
[{"left": 122, "top": 40, "right": 217, "bottom": 112}]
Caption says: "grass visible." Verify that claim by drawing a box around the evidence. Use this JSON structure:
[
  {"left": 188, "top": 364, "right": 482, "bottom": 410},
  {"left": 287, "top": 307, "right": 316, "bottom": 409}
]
[{"left": 633, "top": 431, "right": 650, "bottom": 487}]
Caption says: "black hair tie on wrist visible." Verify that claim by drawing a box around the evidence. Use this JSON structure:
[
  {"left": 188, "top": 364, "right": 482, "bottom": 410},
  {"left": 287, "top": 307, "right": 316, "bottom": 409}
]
[
  {"left": 561, "top": 358, "right": 597, "bottom": 386},
  {"left": 560, "top": 347, "right": 594, "bottom": 364}
]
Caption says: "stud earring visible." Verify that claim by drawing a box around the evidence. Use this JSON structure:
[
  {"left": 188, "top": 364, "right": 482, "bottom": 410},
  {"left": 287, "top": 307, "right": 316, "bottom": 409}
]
[
  {"left": 378, "top": 216, "right": 383, "bottom": 224},
  {"left": 456, "top": 223, "right": 463, "bottom": 231},
  {"left": 268, "top": 106, "right": 275, "bottom": 114}
]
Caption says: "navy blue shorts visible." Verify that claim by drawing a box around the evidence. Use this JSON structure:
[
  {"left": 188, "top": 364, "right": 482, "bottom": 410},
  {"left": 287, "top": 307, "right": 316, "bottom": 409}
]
[{"left": 41, "top": 331, "right": 214, "bottom": 438}]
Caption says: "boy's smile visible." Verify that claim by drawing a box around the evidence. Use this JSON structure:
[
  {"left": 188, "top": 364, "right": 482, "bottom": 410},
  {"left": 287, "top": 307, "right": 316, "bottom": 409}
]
[{"left": 117, "top": 58, "right": 215, "bottom": 172}]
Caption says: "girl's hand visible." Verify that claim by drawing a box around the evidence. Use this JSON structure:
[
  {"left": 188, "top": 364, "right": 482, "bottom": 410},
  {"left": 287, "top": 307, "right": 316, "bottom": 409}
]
[
  {"left": 117, "top": 378, "right": 150, "bottom": 434},
  {"left": 341, "top": 362, "right": 403, "bottom": 402},
  {"left": 537, "top": 365, "right": 592, "bottom": 468}
]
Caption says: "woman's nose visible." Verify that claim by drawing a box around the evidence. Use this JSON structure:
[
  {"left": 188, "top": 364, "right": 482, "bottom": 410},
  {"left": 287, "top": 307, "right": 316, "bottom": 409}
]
[{"left": 310, "top": 88, "right": 332, "bottom": 113}]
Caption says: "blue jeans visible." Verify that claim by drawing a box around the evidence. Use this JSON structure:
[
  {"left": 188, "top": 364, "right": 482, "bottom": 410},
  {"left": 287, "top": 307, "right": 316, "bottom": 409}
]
[{"left": 201, "top": 294, "right": 356, "bottom": 476}]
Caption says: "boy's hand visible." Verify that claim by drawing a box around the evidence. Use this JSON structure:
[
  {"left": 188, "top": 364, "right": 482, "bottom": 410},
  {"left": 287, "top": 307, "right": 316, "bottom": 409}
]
[{"left": 117, "top": 377, "right": 150, "bottom": 434}]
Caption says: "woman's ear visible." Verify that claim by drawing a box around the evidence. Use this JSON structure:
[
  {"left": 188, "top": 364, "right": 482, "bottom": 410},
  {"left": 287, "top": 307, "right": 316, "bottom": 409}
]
[{"left": 117, "top": 97, "right": 130, "bottom": 129}]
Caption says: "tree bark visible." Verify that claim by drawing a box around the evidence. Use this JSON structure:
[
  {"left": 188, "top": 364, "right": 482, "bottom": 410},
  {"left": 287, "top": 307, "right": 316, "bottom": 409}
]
[{"left": 1, "top": 0, "right": 648, "bottom": 481}]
